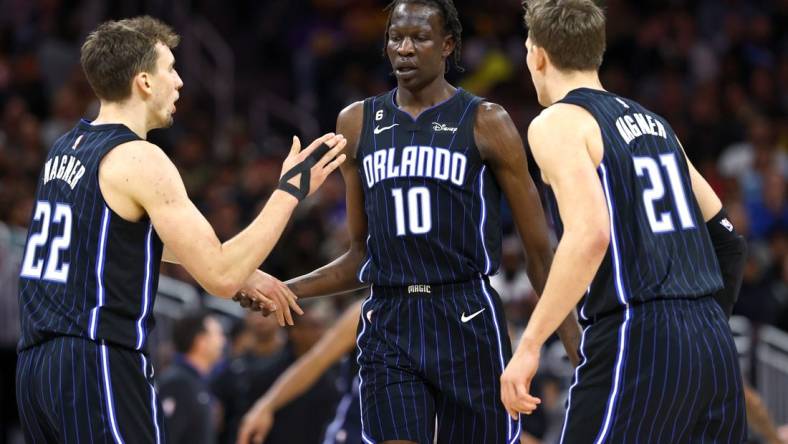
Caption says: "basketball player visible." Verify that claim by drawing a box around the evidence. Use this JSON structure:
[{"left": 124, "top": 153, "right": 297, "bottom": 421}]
[
  {"left": 15, "top": 16, "right": 345, "bottom": 443},
  {"left": 239, "top": 1, "right": 581, "bottom": 443},
  {"left": 500, "top": 0, "right": 746, "bottom": 442}
]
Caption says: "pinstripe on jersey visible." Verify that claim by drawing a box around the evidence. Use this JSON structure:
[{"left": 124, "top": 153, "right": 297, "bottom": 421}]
[
  {"left": 356, "top": 88, "right": 501, "bottom": 286},
  {"left": 18, "top": 119, "right": 164, "bottom": 352},
  {"left": 550, "top": 88, "right": 723, "bottom": 320}
]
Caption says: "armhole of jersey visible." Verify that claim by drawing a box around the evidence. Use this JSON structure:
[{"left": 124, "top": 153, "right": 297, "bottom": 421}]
[
  {"left": 555, "top": 96, "right": 607, "bottom": 167},
  {"left": 467, "top": 96, "right": 485, "bottom": 161},
  {"left": 357, "top": 97, "right": 374, "bottom": 159},
  {"left": 95, "top": 134, "right": 149, "bottom": 226}
]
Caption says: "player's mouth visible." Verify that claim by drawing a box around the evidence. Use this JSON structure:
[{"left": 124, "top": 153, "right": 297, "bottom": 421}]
[{"left": 395, "top": 66, "right": 418, "bottom": 77}]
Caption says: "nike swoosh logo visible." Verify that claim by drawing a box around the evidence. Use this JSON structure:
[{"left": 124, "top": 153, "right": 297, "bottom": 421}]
[
  {"left": 373, "top": 123, "right": 399, "bottom": 135},
  {"left": 460, "top": 308, "right": 486, "bottom": 323}
]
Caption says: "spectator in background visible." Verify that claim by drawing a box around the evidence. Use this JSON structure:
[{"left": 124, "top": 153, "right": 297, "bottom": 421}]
[
  {"left": 211, "top": 312, "right": 287, "bottom": 444},
  {"left": 719, "top": 116, "right": 788, "bottom": 204},
  {"left": 746, "top": 169, "right": 788, "bottom": 241},
  {"left": 159, "top": 311, "right": 226, "bottom": 444},
  {"left": 211, "top": 307, "right": 340, "bottom": 444}
]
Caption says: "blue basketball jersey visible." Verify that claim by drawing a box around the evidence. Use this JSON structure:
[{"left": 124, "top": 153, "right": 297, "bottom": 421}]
[
  {"left": 355, "top": 88, "right": 501, "bottom": 286},
  {"left": 18, "top": 119, "right": 163, "bottom": 352},
  {"left": 551, "top": 88, "right": 723, "bottom": 320}
]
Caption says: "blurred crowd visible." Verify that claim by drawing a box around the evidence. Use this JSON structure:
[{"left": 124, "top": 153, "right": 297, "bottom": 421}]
[{"left": 1, "top": 0, "right": 787, "bottom": 443}]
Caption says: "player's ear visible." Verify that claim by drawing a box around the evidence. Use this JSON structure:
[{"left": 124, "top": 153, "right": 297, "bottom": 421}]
[
  {"left": 442, "top": 34, "right": 455, "bottom": 59},
  {"left": 134, "top": 72, "right": 153, "bottom": 97},
  {"left": 531, "top": 44, "right": 548, "bottom": 73}
]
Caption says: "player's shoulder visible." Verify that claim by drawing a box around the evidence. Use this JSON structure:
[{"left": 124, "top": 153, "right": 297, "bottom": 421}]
[
  {"left": 475, "top": 101, "right": 508, "bottom": 120},
  {"left": 337, "top": 100, "right": 365, "bottom": 124},
  {"left": 530, "top": 103, "right": 596, "bottom": 140},
  {"left": 110, "top": 139, "right": 167, "bottom": 159},
  {"left": 473, "top": 101, "right": 515, "bottom": 132},
  {"left": 100, "top": 139, "right": 174, "bottom": 179}
]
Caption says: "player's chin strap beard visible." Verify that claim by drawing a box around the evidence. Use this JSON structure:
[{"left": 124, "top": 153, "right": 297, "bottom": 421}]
[{"left": 277, "top": 156, "right": 316, "bottom": 202}]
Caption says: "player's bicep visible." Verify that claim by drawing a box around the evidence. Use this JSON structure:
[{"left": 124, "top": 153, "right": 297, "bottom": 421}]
[
  {"left": 475, "top": 104, "right": 551, "bottom": 254},
  {"left": 120, "top": 144, "right": 223, "bottom": 278},
  {"left": 676, "top": 137, "right": 721, "bottom": 221},
  {"left": 340, "top": 158, "right": 368, "bottom": 244},
  {"left": 529, "top": 112, "right": 608, "bottom": 235},
  {"left": 336, "top": 101, "right": 368, "bottom": 246}
]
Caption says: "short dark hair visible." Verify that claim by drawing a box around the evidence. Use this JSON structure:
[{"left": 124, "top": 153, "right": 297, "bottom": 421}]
[
  {"left": 522, "top": 0, "right": 606, "bottom": 71},
  {"left": 383, "top": 0, "right": 463, "bottom": 72},
  {"left": 172, "top": 311, "right": 211, "bottom": 354},
  {"left": 80, "top": 16, "right": 180, "bottom": 102}
]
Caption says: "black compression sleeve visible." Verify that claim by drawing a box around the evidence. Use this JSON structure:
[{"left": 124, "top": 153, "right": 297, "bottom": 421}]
[{"left": 707, "top": 208, "right": 748, "bottom": 318}]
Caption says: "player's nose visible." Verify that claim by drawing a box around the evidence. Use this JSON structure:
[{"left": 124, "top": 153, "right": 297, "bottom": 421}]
[{"left": 397, "top": 37, "right": 415, "bottom": 55}]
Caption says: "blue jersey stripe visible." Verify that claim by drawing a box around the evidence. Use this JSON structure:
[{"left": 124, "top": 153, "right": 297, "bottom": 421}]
[
  {"left": 355, "top": 289, "right": 376, "bottom": 444},
  {"left": 478, "top": 166, "right": 491, "bottom": 274},
  {"left": 99, "top": 343, "right": 126, "bottom": 443},
  {"left": 140, "top": 354, "right": 162, "bottom": 444},
  {"left": 593, "top": 164, "right": 631, "bottom": 444},
  {"left": 88, "top": 206, "right": 111, "bottom": 340},
  {"left": 135, "top": 223, "right": 154, "bottom": 350}
]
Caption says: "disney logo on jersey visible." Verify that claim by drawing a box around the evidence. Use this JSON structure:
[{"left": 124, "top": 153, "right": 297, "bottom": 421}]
[{"left": 432, "top": 122, "right": 458, "bottom": 133}]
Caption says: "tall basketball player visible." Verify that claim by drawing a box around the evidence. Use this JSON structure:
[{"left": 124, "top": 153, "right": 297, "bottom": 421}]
[
  {"left": 501, "top": 1, "right": 747, "bottom": 442},
  {"left": 15, "top": 16, "right": 345, "bottom": 443},
  {"left": 239, "top": 1, "right": 582, "bottom": 443}
]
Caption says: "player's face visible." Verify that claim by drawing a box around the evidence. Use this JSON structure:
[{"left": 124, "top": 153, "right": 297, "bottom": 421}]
[
  {"left": 148, "top": 43, "right": 183, "bottom": 129},
  {"left": 386, "top": 3, "right": 454, "bottom": 91},
  {"left": 525, "top": 36, "right": 548, "bottom": 107}
]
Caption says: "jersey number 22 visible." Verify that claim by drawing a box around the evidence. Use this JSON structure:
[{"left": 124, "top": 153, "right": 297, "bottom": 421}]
[{"left": 20, "top": 201, "right": 72, "bottom": 283}]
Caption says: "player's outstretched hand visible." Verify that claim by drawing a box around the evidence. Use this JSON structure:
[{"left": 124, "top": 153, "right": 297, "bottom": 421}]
[
  {"left": 234, "top": 270, "right": 303, "bottom": 326},
  {"left": 500, "top": 344, "right": 542, "bottom": 420},
  {"left": 278, "top": 133, "right": 347, "bottom": 201},
  {"left": 237, "top": 399, "right": 275, "bottom": 444}
]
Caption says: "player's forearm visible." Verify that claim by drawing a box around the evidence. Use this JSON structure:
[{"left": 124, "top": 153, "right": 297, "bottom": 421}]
[
  {"left": 208, "top": 190, "right": 298, "bottom": 297},
  {"left": 520, "top": 235, "right": 582, "bottom": 365},
  {"left": 516, "top": 227, "right": 607, "bottom": 354},
  {"left": 286, "top": 244, "right": 368, "bottom": 298}
]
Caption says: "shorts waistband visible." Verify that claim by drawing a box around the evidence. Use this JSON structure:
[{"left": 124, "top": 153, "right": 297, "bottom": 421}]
[
  {"left": 581, "top": 295, "right": 715, "bottom": 325},
  {"left": 371, "top": 275, "right": 491, "bottom": 298}
]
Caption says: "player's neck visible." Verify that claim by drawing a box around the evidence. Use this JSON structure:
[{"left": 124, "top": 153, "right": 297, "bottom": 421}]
[
  {"left": 91, "top": 100, "right": 151, "bottom": 139},
  {"left": 546, "top": 70, "right": 604, "bottom": 105},
  {"left": 396, "top": 76, "right": 455, "bottom": 114}
]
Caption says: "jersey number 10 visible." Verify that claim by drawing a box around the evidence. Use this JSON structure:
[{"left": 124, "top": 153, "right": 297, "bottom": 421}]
[
  {"left": 391, "top": 187, "right": 432, "bottom": 235},
  {"left": 633, "top": 153, "right": 695, "bottom": 234},
  {"left": 20, "top": 201, "right": 72, "bottom": 283}
]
